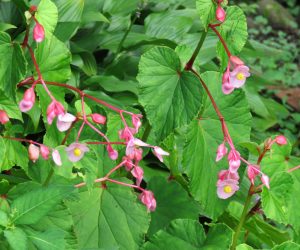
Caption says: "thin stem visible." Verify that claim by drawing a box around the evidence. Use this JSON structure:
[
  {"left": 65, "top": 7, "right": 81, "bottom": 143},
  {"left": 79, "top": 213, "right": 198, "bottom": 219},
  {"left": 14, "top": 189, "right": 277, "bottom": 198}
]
[
  {"left": 61, "top": 119, "right": 79, "bottom": 145},
  {"left": 116, "top": 14, "right": 138, "bottom": 54},
  {"left": 106, "top": 178, "right": 144, "bottom": 191},
  {"left": 104, "top": 160, "right": 126, "bottom": 178},
  {"left": 209, "top": 24, "right": 231, "bottom": 58},
  {"left": 185, "top": 31, "right": 208, "bottom": 70},
  {"left": 288, "top": 165, "right": 300, "bottom": 173},
  {"left": 1, "top": 136, "right": 42, "bottom": 146},
  {"left": 231, "top": 188, "right": 253, "bottom": 250},
  {"left": 76, "top": 121, "right": 86, "bottom": 142},
  {"left": 86, "top": 141, "right": 126, "bottom": 145}
]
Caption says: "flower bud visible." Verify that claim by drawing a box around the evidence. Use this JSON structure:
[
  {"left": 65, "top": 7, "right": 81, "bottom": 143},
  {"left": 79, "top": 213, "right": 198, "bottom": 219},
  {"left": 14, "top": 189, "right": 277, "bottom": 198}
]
[
  {"left": 52, "top": 149, "right": 62, "bottom": 166},
  {"left": 275, "top": 135, "right": 287, "bottom": 145},
  {"left": 33, "top": 22, "right": 45, "bottom": 43},
  {"left": 40, "top": 145, "right": 50, "bottom": 160},
  {"left": 261, "top": 174, "right": 270, "bottom": 189},
  {"left": 19, "top": 87, "right": 36, "bottom": 112},
  {"left": 0, "top": 110, "right": 9, "bottom": 124},
  {"left": 28, "top": 144, "right": 39, "bottom": 162},
  {"left": 216, "top": 5, "right": 226, "bottom": 22},
  {"left": 139, "top": 190, "right": 156, "bottom": 212},
  {"left": 107, "top": 145, "right": 118, "bottom": 160},
  {"left": 91, "top": 113, "right": 106, "bottom": 125}
]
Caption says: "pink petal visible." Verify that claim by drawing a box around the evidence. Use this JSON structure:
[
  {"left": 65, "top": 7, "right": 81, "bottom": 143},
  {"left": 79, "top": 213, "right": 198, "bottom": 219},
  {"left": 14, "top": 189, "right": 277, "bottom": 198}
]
[
  {"left": 0, "top": 110, "right": 9, "bottom": 124},
  {"left": 52, "top": 150, "right": 62, "bottom": 166},
  {"left": 261, "top": 174, "right": 270, "bottom": 189}
]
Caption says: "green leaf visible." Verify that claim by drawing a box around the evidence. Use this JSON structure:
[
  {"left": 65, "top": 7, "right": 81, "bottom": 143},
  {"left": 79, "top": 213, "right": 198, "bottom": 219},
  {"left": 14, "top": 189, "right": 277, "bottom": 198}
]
[
  {"left": 36, "top": 0, "right": 58, "bottom": 35},
  {"left": 216, "top": 6, "right": 248, "bottom": 68},
  {"left": 0, "top": 210, "right": 8, "bottom": 226},
  {"left": 0, "top": 32, "right": 26, "bottom": 100},
  {"left": 102, "top": 0, "right": 139, "bottom": 15},
  {"left": 67, "top": 179, "right": 150, "bottom": 249},
  {"left": 53, "top": 0, "right": 84, "bottom": 41},
  {"left": 182, "top": 71, "right": 251, "bottom": 219},
  {"left": 0, "top": 91, "right": 22, "bottom": 120},
  {"left": 147, "top": 177, "right": 200, "bottom": 236},
  {"left": 35, "top": 35, "right": 71, "bottom": 82},
  {"left": 0, "top": 22, "right": 16, "bottom": 31},
  {"left": 4, "top": 228, "right": 28, "bottom": 250},
  {"left": 137, "top": 46, "right": 203, "bottom": 140},
  {"left": 143, "top": 219, "right": 233, "bottom": 250},
  {"left": 26, "top": 228, "right": 66, "bottom": 250},
  {"left": 11, "top": 185, "right": 74, "bottom": 225},
  {"left": 273, "top": 242, "right": 300, "bottom": 250},
  {"left": 196, "top": 0, "right": 217, "bottom": 30}
]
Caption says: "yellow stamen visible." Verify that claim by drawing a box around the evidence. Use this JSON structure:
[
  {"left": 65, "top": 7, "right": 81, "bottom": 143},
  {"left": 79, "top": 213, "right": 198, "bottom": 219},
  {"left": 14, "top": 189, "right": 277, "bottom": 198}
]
[
  {"left": 236, "top": 73, "right": 245, "bottom": 80},
  {"left": 74, "top": 148, "right": 81, "bottom": 157},
  {"left": 223, "top": 185, "right": 232, "bottom": 193}
]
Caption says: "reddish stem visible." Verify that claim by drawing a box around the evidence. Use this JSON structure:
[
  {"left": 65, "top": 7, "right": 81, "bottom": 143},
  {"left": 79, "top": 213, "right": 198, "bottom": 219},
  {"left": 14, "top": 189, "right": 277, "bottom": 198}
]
[
  {"left": 86, "top": 141, "right": 126, "bottom": 145},
  {"left": 209, "top": 24, "right": 231, "bottom": 58}
]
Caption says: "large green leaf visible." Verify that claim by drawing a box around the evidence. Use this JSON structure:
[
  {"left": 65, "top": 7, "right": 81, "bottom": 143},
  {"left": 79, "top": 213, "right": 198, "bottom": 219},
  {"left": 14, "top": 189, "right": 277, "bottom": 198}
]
[
  {"left": 0, "top": 91, "right": 22, "bottom": 120},
  {"left": 143, "top": 219, "right": 233, "bottom": 250},
  {"left": 67, "top": 180, "right": 150, "bottom": 250},
  {"left": 35, "top": 35, "right": 71, "bottom": 82},
  {"left": 137, "top": 46, "right": 203, "bottom": 140},
  {"left": 4, "top": 228, "right": 28, "bottom": 250},
  {"left": 182, "top": 71, "right": 251, "bottom": 219},
  {"left": 196, "top": 0, "right": 217, "bottom": 30},
  {"left": 273, "top": 242, "right": 300, "bottom": 250},
  {"left": 53, "top": 0, "right": 84, "bottom": 41},
  {"left": 0, "top": 32, "right": 26, "bottom": 100},
  {"left": 216, "top": 6, "right": 248, "bottom": 68},
  {"left": 35, "top": 0, "right": 58, "bottom": 36},
  {"left": 11, "top": 185, "right": 73, "bottom": 225},
  {"left": 147, "top": 177, "right": 200, "bottom": 236}
]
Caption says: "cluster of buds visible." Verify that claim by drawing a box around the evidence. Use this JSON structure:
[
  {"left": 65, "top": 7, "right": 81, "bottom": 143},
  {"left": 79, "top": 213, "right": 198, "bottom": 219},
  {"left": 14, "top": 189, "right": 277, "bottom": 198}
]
[
  {"left": 28, "top": 143, "right": 61, "bottom": 166},
  {"left": 216, "top": 135, "right": 287, "bottom": 199},
  {"left": 216, "top": 0, "right": 226, "bottom": 22},
  {"left": 222, "top": 56, "right": 250, "bottom": 95}
]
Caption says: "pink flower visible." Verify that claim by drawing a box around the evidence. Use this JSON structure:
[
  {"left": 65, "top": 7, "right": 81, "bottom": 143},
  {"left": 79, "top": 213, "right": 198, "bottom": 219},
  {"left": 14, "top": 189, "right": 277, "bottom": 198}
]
[
  {"left": 107, "top": 145, "right": 118, "bottom": 160},
  {"left": 65, "top": 143, "right": 89, "bottom": 162},
  {"left": 222, "top": 71, "right": 234, "bottom": 95},
  {"left": 19, "top": 87, "right": 36, "bottom": 112},
  {"left": 119, "top": 127, "right": 135, "bottom": 142},
  {"left": 228, "top": 149, "right": 241, "bottom": 172},
  {"left": 216, "top": 142, "right": 228, "bottom": 162},
  {"left": 275, "top": 135, "right": 287, "bottom": 145},
  {"left": 123, "top": 156, "right": 134, "bottom": 171},
  {"left": 134, "top": 148, "right": 143, "bottom": 162},
  {"left": 47, "top": 101, "right": 65, "bottom": 125},
  {"left": 131, "top": 166, "right": 144, "bottom": 186},
  {"left": 132, "top": 115, "right": 142, "bottom": 132},
  {"left": 230, "top": 65, "right": 250, "bottom": 88},
  {"left": 33, "top": 22, "right": 45, "bottom": 43},
  {"left": 40, "top": 145, "right": 50, "bottom": 160},
  {"left": 28, "top": 144, "right": 39, "bottom": 162},
  {"left": 52, "top": 149, "right": 62, "bottom": 166},
  {"left": 261, "top": 174, "right": 270, "bottom": 189},
  {"left": 217, "top": 179, "right": 239, "bottom": 199},
  {"left": 0, "top": 110, "right": 9, "bottom": 124},
  {"left": 91, "top": 113, "right": 106, "bottom": 125},
  {"left": 247, "top": 165, "right": 260, "bottom": 185},
  {"left": 216, "top": 5, "right": 226, "bottom": 22},
  {"left": 217, "top": 169, "right": 239, "bottom": 184},
  {"left": 139, "top": 190, "right": 156, "bottom": 212},
  {"left": 153, "top": 146, "right": 169, "bottom": 162},
  {"left": 56, "top": 113, "right": 76, "bottom": 132},
  {"left": 125, "top": 138, "right": 149, "bottom": 157}
]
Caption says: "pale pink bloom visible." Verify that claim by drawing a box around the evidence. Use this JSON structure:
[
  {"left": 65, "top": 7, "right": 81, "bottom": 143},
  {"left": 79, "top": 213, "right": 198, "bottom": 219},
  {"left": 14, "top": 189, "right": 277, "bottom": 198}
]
[
  {"left": 134, "top": 148, "right": 143, "bottom": 162},
  {"left": 139, "top": 190, "right": 156, "bottom": 212},
  {"left": 65, "top": 143, "right": 89, "bottom": 162},
  {"left": 222, "top": 71, "right": 234, "bottom": 95},
  {"left": 216, "top": 5, "right": 226, "bottom": 22},
  {"left": 123, "top": 156, "right": 133, "bottom": 171},
  {"left": 40, "top": 145, "right": 50, "bottom": 160},
  {"left": 133, "top": 138, "right": 150, "bottom": 147},
  {"left": 33, "top": 22, "right": 45, "bottom": 43},
  {"left": 261, "top": 174, "right": 270, "bottom": 189},
  {"left": 217, "top": 179, "right": 239, "bottom": 199},
  {"left": 19, "top": 87, "right": 36, "bottom": 112},
  {"left": 230, "top": 65, "right": 250, "bottom": 88},
  {"left": 47, "top": 101, "right": 65, "bottom": 125},
  {"left": 216, "top": 142, "right": 228, "bottom": 162},
  {"left": 107, "top": 145, "right": 118, "bottom": 160},
  {"left": 56, "top": 113, "right": 76, "bottom": 132},
  {"left": 153, "top": 146, "right": 169, "bottom": 162},
  {"left": 28, "top": 144, "right": 39, "bottom": 163},
  {"left": 119, "top": 127, "right": 135, "bottom": 141},
  {"left": 131, "top": 166, "right": 144, "bottom": 186},
  {"left": 217, "top": 170, "right": 239, "bottom": 186},
  {"left": 230, "top": 56, "right": 244, "bottom": 66},
  {"left": 132, "top": 115, "right": 142, "bottom": 132},
  {"left": 91, "top": 113, "right": 106, "bottom": 125},
  {"left": 0, "top": 110, "right": 9, "bottom": 124},
  {"left": 126, "top": 138, "right": 149, "bottom": 157},
  {"left": 247, "top": 165, "right": 260, "bottom": 185},
  {"left": 275, "top": 135, "right": 287, "bottom": 145},
  {"left": 228, "top": 149, "right": 241, "bottom": 172},
  {"left": 52, "top": 150, "right": 62, "bottom": 166}
]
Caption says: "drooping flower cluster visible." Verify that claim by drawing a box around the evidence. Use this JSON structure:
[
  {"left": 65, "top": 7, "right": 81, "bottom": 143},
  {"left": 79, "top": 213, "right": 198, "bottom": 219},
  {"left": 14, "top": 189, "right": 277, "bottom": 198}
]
[
  {"left": 216, "top": 135, "right": 287, "bottom": 199},
  {"left": 28, "top": 143, "right": 61, "bottom": 166},
  {"left": 222, "top": 56, "right": 251, "bottom": 95}
]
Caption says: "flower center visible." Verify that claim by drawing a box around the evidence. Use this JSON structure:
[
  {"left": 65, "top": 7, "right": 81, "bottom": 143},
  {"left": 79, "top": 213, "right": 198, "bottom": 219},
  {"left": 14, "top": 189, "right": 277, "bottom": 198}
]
[
  {"left": 236, "top": 73, "right": 245, "bottom": 80},
  {"left": 74, "top": 148, "right": 81, "bottom": 157},
  {"left": 223, "top": 185, "right": 232, "bottom": 193}
]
